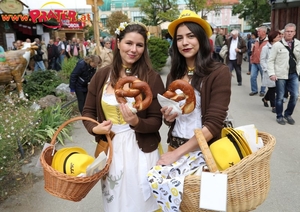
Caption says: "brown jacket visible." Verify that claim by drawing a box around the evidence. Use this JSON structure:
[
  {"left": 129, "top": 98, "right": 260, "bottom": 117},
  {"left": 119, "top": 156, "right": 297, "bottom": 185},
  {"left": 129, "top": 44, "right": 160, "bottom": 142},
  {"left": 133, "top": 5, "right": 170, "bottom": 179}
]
[
  {"left": 225, "top": 36, "right": 247, "bottom": 65},
  {"left": 82, "top": 66, "right": 165, "bottom": 153},
  {"left": 250, "top": 37, "right": 268, "bottom": 64},
  {"left": 166, "top": 64, "right": 231, "bottom": 144}
]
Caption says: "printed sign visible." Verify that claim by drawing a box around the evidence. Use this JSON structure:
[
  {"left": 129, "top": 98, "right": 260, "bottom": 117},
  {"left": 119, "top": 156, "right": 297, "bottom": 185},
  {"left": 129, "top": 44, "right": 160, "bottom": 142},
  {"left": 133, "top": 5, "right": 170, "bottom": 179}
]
[
  {"left": 0, "top": 0, "right": 24, "bottom": 14},
  {"left": 0, "top": 1, "right": 91, "bottom": 29}
]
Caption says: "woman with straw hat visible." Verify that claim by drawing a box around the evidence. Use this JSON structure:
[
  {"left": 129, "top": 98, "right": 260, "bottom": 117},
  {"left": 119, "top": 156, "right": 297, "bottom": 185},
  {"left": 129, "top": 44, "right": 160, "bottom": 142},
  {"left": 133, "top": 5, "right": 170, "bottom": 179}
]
[{"left": 148, "top": 10, "right": 231, "bottom": 210}]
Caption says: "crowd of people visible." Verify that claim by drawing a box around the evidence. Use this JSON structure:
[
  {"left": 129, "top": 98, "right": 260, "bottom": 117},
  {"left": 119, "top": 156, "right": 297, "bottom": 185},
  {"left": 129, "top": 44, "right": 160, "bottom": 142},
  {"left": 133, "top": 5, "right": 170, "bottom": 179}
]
[
  {"left": 10, "top": 36, "right": 114, "bottom": 72},
  {"left": 8, "top": 9, "right": 298, "bottom": 211},
  {"left": 211, "top": 23, "right": 300, "bottom": 125}
]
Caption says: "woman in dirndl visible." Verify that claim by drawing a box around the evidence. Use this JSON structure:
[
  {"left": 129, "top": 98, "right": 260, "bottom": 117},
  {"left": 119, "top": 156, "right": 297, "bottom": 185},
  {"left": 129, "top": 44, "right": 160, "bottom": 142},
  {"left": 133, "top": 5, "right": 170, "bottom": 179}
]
[
  {"left": 82, "top": 22, "right": 165, "bottom": 212},
  {"left": 147, "top": 10, "right": 231, "bottom": 211}
]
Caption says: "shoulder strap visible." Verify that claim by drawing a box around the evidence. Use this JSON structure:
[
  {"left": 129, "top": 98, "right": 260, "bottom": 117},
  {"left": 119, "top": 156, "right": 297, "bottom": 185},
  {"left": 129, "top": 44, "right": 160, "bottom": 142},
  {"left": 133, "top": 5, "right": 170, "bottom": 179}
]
[{"left": 280, "top": 40, "right": 296, "bottom": 60}]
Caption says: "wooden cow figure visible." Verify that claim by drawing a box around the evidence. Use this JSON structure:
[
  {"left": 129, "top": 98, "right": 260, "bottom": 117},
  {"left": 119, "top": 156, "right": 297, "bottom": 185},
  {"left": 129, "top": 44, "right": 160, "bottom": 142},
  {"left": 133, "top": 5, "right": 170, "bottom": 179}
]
[{"left": 0, "top": 44, "right": 38, "bottom": 101}]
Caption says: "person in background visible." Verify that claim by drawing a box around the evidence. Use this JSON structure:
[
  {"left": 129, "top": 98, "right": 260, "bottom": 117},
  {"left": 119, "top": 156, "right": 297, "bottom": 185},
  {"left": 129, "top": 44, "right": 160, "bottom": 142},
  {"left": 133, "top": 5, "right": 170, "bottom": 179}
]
[
  {"left": 47, "top": 39, "right": 59, "bottom": 70},
  {"left": 15, "top": 40, "right": 22, "bottom": 50},
  {"left": 41, "top": 41, "right": 48, "bottom": 69},
  {"left": 82, "top": 22, "right": 164, "bottom": 211},
  {"left": 78, "top": 38, "right": 86, "bottom": 58},
  {"left": 99, "top": 36, "right": 104, "bottom": 47},
  {"left": 246, "top": 32, "right": 257, "bottom": 75},
  {"left": 55, "top": 37, "right": 65, "bottom": 71},
  {"left": 69, "top": 55, "right": 102, "bottom": 114},
  {"left": 249, "top": 26, "right": 268, "bottom": 96},
  {"left": 110, "top": 36, "right": 116, "bottom": 50},
  {"left": 260, "top": 30, "right": 281, "bottom": 113},
  {"left": 267, "top": 23, "right": 300, "bottom": 125},
  {"left": 12, "top": 41, "right": 17, "bottom": 50},
  {"left": 224, "top": 29, "right": 247, "bottom": 86},
  {"left": 214, "top": 28, "right": 225, "bottom": 62},
  {"left": 99, "top": 37, "right": 113, "bottom": 68},
  {"left": 148, "top": 10, "right": 231, "bottom": 210},
  {"left": 66, "top": 37, "right": 80, "bottom": 59},
  {"left": 33, "top": 38, "right": 46, "bottom": 71}
]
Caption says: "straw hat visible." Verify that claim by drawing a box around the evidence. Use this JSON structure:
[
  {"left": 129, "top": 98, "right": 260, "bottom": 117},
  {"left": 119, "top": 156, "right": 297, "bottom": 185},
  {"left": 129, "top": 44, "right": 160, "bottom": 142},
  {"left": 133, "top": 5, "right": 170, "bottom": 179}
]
[
  {"left": 168, "top": 10, "right": 212, "bottom": 38},
  {"left": 51, "top": 147, "right": 94, "bottom": 176}
]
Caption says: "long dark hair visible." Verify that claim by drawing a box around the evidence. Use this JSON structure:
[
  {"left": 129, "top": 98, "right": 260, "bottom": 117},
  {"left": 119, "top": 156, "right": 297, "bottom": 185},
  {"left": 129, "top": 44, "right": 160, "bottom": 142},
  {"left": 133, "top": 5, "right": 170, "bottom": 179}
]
[
  {"left": 170, "top": 22, "right": 222, "bottom": 92},
  {"left": 110, "top": 23, "right": 153, "bottom": 87}
]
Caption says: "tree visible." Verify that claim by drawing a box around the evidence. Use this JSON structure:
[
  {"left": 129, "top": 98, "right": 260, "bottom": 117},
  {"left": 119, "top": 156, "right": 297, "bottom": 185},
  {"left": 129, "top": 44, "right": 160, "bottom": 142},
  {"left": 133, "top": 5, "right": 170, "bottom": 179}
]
[
  {"left": 232, "top": 0, "right": 271, "bottom": 31},
  {"left": 106, "top": 11, "right": 130, "bottom": 35},
  {"left": 135, "top": 0, "right": 179, "bottom": 26},
  {"left": 184, "top": 0, "right": 224, "bottom": 19}
]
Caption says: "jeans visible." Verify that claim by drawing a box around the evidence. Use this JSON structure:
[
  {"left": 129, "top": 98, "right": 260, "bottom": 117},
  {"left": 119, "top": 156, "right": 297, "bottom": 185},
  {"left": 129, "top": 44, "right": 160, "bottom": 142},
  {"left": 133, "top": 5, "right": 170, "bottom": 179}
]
[
  {"left": 48, "top": 58, "right": 56, "bottom": 70},
  {"left": 275, "top": 72, "right": 299, "bottom": 119},
  {"left": 34, "top": 61, "right": 46, "bottom": 71},
  {"left": 228, "top": 60, "right": 242, "bottom": 83},
  {"left": 56, "top": 54, "right": 65, "bottom": 71},
  {"left": 75, "top": 90, "right": 87, "bottom": 114},
  {"left": 250, "top": 63, "right": 265, "bottom": 93}
]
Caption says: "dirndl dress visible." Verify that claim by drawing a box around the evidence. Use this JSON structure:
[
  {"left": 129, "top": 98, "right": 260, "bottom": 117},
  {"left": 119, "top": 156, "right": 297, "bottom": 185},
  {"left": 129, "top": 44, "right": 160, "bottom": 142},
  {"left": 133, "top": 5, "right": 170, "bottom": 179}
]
[{"left": 101, "top": 84, "right": 159, "bottom": 212}]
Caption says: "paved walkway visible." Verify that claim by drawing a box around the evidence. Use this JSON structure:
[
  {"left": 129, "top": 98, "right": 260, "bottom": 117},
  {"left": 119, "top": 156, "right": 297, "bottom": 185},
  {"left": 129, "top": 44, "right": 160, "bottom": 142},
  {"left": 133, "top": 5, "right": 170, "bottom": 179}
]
[{"left": 1, "top": 59, "right": 300, "bottom": 211}]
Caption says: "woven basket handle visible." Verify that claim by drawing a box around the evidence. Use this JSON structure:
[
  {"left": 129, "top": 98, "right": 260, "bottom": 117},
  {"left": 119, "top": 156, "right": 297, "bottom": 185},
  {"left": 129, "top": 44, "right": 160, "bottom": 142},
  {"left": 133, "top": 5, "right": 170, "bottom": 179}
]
[
  {"left": 194, "top": 129, "right": 218, "bottom": 172},
  {"left": 49, "top": 116, "right": 113, "bottom": 165}
]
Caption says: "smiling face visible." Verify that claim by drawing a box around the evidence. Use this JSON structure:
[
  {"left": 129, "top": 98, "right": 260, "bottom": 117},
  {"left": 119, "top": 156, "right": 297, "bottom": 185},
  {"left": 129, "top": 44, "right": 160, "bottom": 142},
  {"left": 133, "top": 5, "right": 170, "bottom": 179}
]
[
  {"left": 176, "top": 24, "right": 199, "bottom": 62},
  {"left": 117, "top": 32, "right": 145, "bottom": 67}
]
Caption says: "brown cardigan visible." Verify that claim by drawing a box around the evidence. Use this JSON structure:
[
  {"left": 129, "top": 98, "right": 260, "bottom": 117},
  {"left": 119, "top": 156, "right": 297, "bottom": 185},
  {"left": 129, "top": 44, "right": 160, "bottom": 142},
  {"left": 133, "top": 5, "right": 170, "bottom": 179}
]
[
  {"left": 166, "top": 64, "right": 231, "bottom": 144},
  {"left": 82, "top": 66, "right": 165, "bottom": 153}
]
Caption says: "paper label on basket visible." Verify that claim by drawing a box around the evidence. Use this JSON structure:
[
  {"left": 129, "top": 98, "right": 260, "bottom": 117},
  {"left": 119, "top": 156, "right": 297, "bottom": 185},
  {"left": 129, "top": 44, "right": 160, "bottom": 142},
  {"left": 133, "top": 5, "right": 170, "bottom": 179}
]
[
  {"left": 200, "top": 172, "right": 227, "bottom": 211},
  {"left": 36, "top": 143, "right": 51, "bottom": 168}
]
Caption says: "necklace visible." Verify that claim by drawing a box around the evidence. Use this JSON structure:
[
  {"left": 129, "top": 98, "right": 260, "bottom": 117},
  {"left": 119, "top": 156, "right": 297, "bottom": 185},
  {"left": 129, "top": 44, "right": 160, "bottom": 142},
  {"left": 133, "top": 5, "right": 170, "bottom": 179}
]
[
  {"left": 122, "top": 64, "right": 132, "bottom": 75},
  {"left": 187, "top": 66, "right": 195, "bottom": 76}
]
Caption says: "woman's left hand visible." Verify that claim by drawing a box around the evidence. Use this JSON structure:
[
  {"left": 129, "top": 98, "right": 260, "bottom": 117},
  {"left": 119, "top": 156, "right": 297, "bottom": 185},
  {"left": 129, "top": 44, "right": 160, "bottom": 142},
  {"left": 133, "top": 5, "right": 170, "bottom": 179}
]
[
  {"left": 119, "top": 103, "right": 139, "bottom": 126},
  {"left": 156, "top": 151, "right": 181, "bottom": 166}
]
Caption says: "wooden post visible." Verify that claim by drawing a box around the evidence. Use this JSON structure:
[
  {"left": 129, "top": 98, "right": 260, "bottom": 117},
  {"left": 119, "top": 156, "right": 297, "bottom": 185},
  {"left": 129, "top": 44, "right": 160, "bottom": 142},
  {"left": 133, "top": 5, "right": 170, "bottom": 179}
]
[{"left": 93, "top": 0, "right": 101, "bottom": 55}]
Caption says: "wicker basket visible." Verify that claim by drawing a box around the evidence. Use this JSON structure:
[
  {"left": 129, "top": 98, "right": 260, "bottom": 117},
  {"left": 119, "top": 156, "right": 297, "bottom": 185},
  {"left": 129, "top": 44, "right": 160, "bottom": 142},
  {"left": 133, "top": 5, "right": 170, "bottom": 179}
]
[
  {"left": 180, "top": 129, "right": 276, "bottom": 212},
  {"left": 40, "top": 116, "right": 113, "bottom": 202}
]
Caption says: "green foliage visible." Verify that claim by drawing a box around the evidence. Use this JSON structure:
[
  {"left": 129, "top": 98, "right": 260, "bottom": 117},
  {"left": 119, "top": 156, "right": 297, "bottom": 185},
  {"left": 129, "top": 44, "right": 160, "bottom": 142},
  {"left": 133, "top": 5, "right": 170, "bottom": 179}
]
[
  {"left": 148, "top": 36, "right": 169, "bottom": 71},
  {"left": 232, "top": 0, "right": 271, "bottom": 31},
  {"left": 135, "top": 0, "right": 179, "bottom": 25},
  {"left": 184, "top": 0, "right": 223, "bottom": 18},
  {"left": 34, "top": 104, "right": 73, "bottom": 146},
  {"left": 0, "top": 93, "right": 38, "bottom": 178},
  {"left": 23, "top": 70, "right": 63, "bottom": 100},
  {"left": 106, "top": 11, "right": 130, "bottom": 35},
  {"left": 61, "top": 57, "right": 78, "bottom": 80}
]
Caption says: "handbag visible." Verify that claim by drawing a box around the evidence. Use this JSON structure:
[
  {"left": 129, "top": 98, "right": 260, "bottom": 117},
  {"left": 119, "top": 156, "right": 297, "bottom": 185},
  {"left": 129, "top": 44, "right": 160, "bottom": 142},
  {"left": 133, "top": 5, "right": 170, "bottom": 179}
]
[
  {"left": 94, "top": 131, "right": 115, "bottom": 157},
  {"left": 219, "top": 45, "right": 228, "bottom": 59}
]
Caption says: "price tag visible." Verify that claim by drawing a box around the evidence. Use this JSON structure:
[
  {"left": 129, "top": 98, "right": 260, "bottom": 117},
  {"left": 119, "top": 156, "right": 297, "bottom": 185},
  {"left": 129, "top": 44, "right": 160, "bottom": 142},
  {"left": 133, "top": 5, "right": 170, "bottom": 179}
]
[{"left": 199, "top": 172, "right": 228, "bottom": 211}]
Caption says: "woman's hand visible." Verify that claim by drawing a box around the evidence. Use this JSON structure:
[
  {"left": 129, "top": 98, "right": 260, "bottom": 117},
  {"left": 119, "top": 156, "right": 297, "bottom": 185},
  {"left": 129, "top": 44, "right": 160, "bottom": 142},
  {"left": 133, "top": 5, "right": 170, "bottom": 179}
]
[
  {"left": 92, "top": 120, "right": 112, "bottom": 135},
  {"left": 161, "top": 106, "right": 178, "bottom": 123},
  {"left": 156, "top": 151, "right": 181, "bottom": 165},
  {"left": 119, "top": 103, "right": 139, "bottom": 126}
]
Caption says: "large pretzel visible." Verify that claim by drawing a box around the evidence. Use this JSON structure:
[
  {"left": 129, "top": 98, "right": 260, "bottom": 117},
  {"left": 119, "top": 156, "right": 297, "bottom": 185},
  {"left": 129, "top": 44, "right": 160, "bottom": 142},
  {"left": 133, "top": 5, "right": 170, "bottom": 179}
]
[
  {"left": 115, "top": 76, "right": 153, "bottom": 111},
  {"left": 163, "top": 79, "right": 196, "bottom": 114}
]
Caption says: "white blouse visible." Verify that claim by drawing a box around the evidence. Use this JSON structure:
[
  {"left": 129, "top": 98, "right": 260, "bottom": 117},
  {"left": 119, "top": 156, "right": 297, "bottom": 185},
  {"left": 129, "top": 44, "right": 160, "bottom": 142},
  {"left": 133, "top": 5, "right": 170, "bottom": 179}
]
[{"left": 172, "top": 89, "right": 202, "bottom": 139}]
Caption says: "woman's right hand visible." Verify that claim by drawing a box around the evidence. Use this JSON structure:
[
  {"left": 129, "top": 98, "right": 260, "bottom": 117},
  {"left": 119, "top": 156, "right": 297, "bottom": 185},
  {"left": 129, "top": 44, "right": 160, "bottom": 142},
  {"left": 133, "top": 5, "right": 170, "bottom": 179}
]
[
  {"left": 160, "top": 106, "right": 178, "bottom": 123},
  {"left": 92, "top": 120, "right": 112, "bottom": 135}
]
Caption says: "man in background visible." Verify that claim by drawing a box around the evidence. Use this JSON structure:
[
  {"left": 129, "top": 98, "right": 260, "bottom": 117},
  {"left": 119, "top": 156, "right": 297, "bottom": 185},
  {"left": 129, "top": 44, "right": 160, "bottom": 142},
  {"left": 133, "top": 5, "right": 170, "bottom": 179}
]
[{"left": 267, "top": 23, "right": 300, "bottom": 125}]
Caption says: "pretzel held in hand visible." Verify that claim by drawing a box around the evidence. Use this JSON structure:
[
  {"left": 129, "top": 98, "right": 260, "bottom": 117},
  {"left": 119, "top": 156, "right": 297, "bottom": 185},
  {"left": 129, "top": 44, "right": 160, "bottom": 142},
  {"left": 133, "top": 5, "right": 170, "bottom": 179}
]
[
  {"left": 163, "top": 79, "right": 196, "bottom": 114},
  {"left": 115, "top": 76, "right": 153, "bottom": 111}
]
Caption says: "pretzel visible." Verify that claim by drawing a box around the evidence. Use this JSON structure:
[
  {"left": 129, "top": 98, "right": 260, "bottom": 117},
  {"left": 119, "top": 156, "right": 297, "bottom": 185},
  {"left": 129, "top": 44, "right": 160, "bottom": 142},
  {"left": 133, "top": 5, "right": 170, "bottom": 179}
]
[
  {"left": 115, "top": 76, "right": 153, "bottom": 111},
  {"left": 163, "top": 79, "right": 196, "bottom": 114}
]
